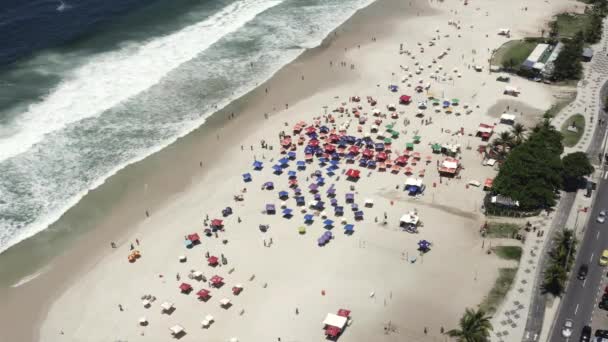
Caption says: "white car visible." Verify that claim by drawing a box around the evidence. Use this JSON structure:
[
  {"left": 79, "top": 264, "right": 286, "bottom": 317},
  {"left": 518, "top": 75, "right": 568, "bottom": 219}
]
[
  {"left": 561, "top": 319, "right": 573, "bottom": 338},
  {"left": 598, "top": 211, "right": 607, "bottom": 224}
]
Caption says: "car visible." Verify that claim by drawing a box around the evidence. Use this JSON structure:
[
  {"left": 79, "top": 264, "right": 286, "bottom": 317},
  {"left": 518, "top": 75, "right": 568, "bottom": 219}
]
[
  {"left": 599, "top": 298, "right": 608, "bottom": 310},
  {"left": 578, "top": 264, "right": 589, "bottom": 280},
  {"left": 596, "top": 329, "right": 608, "bottom": 339},
  {"left": 562, "top": 319, "right": 574, "bottom": 338},
  {"left": 600, "top": 250, "right": 608, "bottom": 266},
  {"left": 581, "top": 325, "right": 591, "bottom": 342},
  {"left": 598, "top": 211, "right": 607, "bottom": 223}
]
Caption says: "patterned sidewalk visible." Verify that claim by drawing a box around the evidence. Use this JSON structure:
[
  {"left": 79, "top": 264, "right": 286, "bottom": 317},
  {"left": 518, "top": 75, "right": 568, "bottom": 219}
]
[{"left": 490, "top": 18, "right": 608, "bottom": 342}]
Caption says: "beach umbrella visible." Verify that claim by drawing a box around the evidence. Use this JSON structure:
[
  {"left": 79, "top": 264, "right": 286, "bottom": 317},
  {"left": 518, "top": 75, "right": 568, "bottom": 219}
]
[
  {"left": 298, "top": 226, "right": 306, "bottom": 234},
  {"left": 406, "top": 142, "right": 414, "bottom": 150},
  {"left": 413, "top": 136, "right": 421, "bottom": 143}
]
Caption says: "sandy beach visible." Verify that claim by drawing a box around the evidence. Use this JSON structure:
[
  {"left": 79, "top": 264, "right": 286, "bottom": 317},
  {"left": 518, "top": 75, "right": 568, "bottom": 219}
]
[{"left": 0, "top": 0, "right": 582, "bottom": 341}]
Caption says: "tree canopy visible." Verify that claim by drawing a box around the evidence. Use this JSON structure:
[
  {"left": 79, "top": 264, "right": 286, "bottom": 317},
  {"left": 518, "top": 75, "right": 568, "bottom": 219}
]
[
  {"left": 492, "top": 121, "right": 564, "bottom": 210},
  {"left": 552, "top": 32, "right": 584, "bottom": 81},
  {"left": 448, "top": 308, "right": 493, "bottom": 342},
  {"left": 562, "top": 151, "right": 594, "bottom": 190}
]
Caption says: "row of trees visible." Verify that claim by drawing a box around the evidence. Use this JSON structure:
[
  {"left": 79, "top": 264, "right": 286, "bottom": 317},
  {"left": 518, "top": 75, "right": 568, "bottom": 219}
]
[
  {"left": 542, "top": 229, "right": 578, "bottom": 296},
  {"left": 490, "top": 120, "right": 594, "bottom": 210}
]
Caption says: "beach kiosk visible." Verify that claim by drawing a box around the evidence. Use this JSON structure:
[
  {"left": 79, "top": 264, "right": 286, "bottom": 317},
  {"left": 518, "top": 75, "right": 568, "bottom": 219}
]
[
  {"left": 500, "top": 113, "right": 516, "bottom": 125},
  {"left": 438, "top": 157, "right": 460, "bottom": 177},
  {"left": 323, "top": 313, "right": 348, "bottom": 339},
  {"left": 476, "top": 124, "right": 494, "bottom": 141},
  {"left": 400, "top": 212, "right": 420, "bottom": 232},
  {"left": 404, "top": 178, "right": 424, "bottom": 195}
]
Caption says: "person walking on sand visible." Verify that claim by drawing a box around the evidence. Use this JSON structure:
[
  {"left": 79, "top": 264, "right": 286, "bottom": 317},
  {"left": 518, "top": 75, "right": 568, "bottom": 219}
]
[
  {"left": 118, "top": 304, "right": 123, "bottom": 311},
  {"left": 136, "top": 238, "right": 139, "bottom": 246},
  {"left": 296, "top": 307, "right": 299, "bottom": 315},
  {"left": 130, "top": 243, "right": 134, "bottom": 250}
]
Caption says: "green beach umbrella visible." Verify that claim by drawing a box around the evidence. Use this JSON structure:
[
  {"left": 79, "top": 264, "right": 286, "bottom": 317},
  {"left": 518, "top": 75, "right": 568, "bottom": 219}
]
[
  {"left": 406, "top": 142, "right": 415, "bottom": 150},
  {"left": 385, "top": 123, "right": 395, "bottom": 130},
  {"left": 413, "top": 135, "right": 421, "bottom": 142},
  {"left": 391, "top": 131, "right": 399, "bottom": 138},
  {"left": 384, "top": 138, "right": 393, "bottom": 144},
  {"left": 451, "top": 98, "right": 459, "bottom": 104},
  {"left": 431, "top": 143, "right": 442, "bottom": 152}
]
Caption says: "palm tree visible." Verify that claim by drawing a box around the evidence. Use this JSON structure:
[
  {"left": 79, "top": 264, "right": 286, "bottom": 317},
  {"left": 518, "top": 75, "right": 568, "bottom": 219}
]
[
  {"left": 448, "top": 308, "right": 493, "bottom": 342},
  {"left": 492, "top": 131, "right": 514, "bottom": 159},
  {"left": 542, "top": 262, "right": 568, "bottom": 296},
  {"left": 511, "top": 123, "right": 527, "bottom": 145}
]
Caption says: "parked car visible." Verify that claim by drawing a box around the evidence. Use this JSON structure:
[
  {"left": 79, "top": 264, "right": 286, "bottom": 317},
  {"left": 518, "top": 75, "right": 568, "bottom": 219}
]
[
  {"left": 596, "top": 329, "right": 608, "bottom": 339},
  {"left": 578, "top": 264, "right": 589, "bottom": 280},
  {"left": 580, "top": 325, "right": 591, "bottom": 342},
  {"left": 598, "top": 210, "right": 607, "bottom": 223},
  {"left": 598, "top": 297, "right": 608, "bottom": 310},
  {"left": 562, "top": 319, "right": 574, "bottom": 338},
  {"left": 600, "top": 250, "right": 608, "bottom": 266}
]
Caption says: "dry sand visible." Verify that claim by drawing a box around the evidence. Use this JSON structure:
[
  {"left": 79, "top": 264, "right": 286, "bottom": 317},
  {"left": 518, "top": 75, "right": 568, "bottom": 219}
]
[{"left": 0, "top": 0, "right": 581, "bottom": 341}]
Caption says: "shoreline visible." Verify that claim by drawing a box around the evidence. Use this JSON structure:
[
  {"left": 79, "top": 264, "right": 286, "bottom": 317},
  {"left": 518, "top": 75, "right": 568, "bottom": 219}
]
[{"left": 0, "top": 0, "right": 426, "bottom": 341}]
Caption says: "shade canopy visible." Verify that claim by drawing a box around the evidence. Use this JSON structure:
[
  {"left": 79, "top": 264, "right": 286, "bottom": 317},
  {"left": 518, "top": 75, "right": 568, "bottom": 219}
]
[{"left": 323, "top": 313, "right": 348, "bottom": 329}]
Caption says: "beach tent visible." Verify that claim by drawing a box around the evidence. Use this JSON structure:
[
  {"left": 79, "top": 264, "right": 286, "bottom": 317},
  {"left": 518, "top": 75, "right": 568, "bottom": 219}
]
[
  {"left": 179, "top": 283, "right": 193, "bottom": 293},
  {"left": 484, "top": 178, "right": 494, "bottom": 190},
  {"left": 197, "top": 289, "right": 211, "bottom": 300},
  {"left": 404, "top": 178, "right": 424, "bottom": 195},
  {"left": 345, "top": 169, "right": 360, "bottom": 179},
  {"left": 169, "top": 325, "right": 185, "bottom": 336},
  {"left": 400, "top": 212, "right": 420, "bottom": 229},
  {"left": 399, "top": 95, "right": 412, "bottom": 104},
  {"left": 161, "top": 302, "right": 174, "bottom": 313},
  {"left": 418, "top": 239, "right": 431, "bottom": 252},
  {"left": 265, "top": 204, "right": 276, "bottom": 214},
  {"left": 187, "top": 233, "right": 200, "bottom": 243},
  {"left": 208, "top": 256, "right": 219, "bottom": 266},
  {"left": 252, "top": 160, "right": 263, "bottom": 170},
  {"left": 344, "top": 224, "right": 354, "bottom": 234},
  {"left": 438, "top": 157, "right": 460, "bottom": 176},
  {"left": 477, "top": 124, "right": 494, "bottom": 140},
  {"left": 345, "top": 193, "right": 355, "bottom": 202},
  {"left": 220, "top": 298, "right": 231, "bottom": 308},
  {"left": 295, "top": 196, "right": 305, "bottom": 206},
  {"left": 242, "top": 173, "right": 252, "bottom": 182},
  {"left": 201, "top": 314, "right": 214, "bottom": 327}
]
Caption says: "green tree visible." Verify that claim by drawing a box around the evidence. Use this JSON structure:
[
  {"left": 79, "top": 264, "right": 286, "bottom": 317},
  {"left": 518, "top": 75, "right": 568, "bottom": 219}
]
[
  {"left": 448, "top": 308, "right": 493, "bottom": 342},
  {"left": 511, "top": 123, "right": 527, "bottom": 145},
  {"left": 562, "top": 152, "right": 594, "bottom": 190},
  {"left": 553, "top": 33, "right": 584, "bottom": 80},
  {"left": 586, "top": 13, "right": 603, "bottom": 43},
  {"left": 548, "top": 20, "right": 559, "bottom": 38},
  {"left": 542, "top": 262, "right": 568, "bottom": 296},
  {"left": 492, "top": 122, "right": 564, "bottom": 210},
  {"left": 543, "top": 229, "right": 577, "bottom": 296}
]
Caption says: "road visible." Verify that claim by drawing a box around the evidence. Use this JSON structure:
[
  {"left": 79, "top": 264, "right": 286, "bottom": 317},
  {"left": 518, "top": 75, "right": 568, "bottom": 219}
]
[{"left": 549, "top": 178, "right": 608, "bottom": 342}]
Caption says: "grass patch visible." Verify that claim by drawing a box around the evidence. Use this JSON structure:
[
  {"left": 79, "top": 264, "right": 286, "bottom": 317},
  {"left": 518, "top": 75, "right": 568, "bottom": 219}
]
[
  {"left": 479, "top": 268, "right": 518, "bottom": 314},
  {"left": 560, "top": 114, "right": 585, "bottom": 147},
  {"left": 485, "top": 222, "right": 521, "bottom": 238},
  {"left": 555, "top": 12, "right": 593, "bottom": 38},
  {"left": 493, "top": 246, "right": 523, "bottom": 261},
  {"left": 544, "top": 91, "right": 577, "bottom": 118},
  {"left": 491, "top": 40, "right": 538, "bottom": 69}
]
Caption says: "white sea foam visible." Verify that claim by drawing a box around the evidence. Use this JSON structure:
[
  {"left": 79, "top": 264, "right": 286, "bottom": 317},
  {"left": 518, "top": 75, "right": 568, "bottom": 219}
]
[
  {"left": 0, "top": 0, "right": 377, "bottom": 254},
  {"left": 10, "top": 265, "right": 50, "bottom": 287},
  {"left": 0, "top": 0, "right": 283, "bottom": 161}
]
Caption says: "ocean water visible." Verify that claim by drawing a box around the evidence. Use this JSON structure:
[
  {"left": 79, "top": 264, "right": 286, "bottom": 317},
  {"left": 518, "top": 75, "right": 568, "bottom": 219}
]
[{"left": 0, "top": 0, "right": 375, "bottom": 253}]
